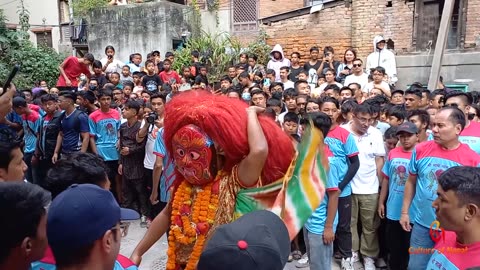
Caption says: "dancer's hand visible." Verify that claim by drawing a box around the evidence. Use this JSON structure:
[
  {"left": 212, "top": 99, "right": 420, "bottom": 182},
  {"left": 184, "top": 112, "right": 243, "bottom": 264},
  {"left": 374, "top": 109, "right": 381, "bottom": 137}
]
[
  {"left": 247, "top": 106, "right": 265, "bottom": 114},
  {"left": 130, "top": 253, "right": 142, "bottom": 266}
]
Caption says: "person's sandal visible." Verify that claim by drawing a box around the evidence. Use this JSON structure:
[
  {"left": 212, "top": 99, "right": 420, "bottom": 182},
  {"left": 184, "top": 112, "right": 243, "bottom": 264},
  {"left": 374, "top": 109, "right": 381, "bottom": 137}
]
[{"left": 292, "top": 250, "right": 302, "bottom": 260}]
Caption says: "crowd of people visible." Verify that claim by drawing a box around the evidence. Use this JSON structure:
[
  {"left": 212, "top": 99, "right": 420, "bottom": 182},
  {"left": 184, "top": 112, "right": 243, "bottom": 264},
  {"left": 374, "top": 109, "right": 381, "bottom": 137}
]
[{"left": 1, "top": 34, "right": 480, "bottom": 270}]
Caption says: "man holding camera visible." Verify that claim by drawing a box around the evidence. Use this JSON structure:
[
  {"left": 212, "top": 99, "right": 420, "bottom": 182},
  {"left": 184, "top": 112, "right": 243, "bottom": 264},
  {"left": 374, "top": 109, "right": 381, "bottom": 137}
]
[
  {"left": 136, "top": 93, "right": 169, "bottom": 222},
  {"left": 318, "top": 46, "right": 341, "bottom": 76}
]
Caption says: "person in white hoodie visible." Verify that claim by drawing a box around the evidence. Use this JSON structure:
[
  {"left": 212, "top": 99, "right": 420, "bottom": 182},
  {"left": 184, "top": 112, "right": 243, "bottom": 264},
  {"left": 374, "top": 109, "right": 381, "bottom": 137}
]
[
  {"left": 267, "top": 44, "right": 291, "bottom": 82},
  {"left": 366, "top": 36, "right": 398, "bottom": 85}
]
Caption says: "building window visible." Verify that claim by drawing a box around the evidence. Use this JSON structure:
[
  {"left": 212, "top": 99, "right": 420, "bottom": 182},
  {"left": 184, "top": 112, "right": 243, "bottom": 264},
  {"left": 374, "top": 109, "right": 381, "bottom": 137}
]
[
  {"left": 414, "top": 0, "right": 467, "bottom": 51},
  {"left": 231, "top": 0, "right": 258, "bottom": 33},
  {"left": 35, "top": 31, "right": 53, "bottom": 48}
]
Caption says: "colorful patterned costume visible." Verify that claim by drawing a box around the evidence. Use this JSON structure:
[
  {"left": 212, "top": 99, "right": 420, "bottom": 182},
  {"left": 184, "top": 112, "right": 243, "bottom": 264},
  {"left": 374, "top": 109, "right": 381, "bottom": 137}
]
[{"left": 163, "top": 90, "right": 328, "bottom": 270}]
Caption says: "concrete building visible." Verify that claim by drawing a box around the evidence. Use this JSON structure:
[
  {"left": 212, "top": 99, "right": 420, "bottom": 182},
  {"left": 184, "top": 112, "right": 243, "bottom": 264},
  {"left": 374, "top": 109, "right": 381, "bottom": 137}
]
[
  {"left": 87, "top": 1, "right": 192, "bottom": 64},
  {"left": 259, "top": 0, "right": 480, "bottom": 90},
  {"left": 2, "top": 0, "right": 72, "bottom": 53}
]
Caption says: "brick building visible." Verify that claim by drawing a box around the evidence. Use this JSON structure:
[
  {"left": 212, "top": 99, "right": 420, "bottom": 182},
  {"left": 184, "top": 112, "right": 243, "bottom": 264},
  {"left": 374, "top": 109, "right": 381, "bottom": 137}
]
[{"left": 256, "top": 0, "right": 480, "bottom": 89}]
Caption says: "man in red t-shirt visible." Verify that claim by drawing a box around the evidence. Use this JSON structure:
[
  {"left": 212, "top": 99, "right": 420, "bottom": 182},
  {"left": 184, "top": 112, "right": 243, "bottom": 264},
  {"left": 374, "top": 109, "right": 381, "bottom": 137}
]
[
  {"left": 427, "top": 166, "right": 480, "bottom": 270},
  {"left": 56, "top": 53, "right": 94, "bottom": 91},
  {"left": 158, "top": 59, "right": 181, "bottom": 85}
]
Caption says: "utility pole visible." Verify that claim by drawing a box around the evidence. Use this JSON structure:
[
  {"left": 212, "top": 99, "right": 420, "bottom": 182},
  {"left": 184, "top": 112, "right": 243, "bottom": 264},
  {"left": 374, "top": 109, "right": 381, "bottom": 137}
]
[{"left": 427, "top": 0, "right": 455, "bottom": 91}]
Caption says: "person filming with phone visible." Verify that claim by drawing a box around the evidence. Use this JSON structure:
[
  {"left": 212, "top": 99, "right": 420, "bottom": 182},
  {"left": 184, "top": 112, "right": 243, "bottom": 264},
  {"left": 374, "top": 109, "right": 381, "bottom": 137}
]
[{"left": 318, "top": 46, "right": 341, "bottom": 76}]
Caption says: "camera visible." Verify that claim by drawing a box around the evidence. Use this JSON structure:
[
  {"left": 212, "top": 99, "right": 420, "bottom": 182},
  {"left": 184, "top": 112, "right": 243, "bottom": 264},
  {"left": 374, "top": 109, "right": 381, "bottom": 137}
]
[{"left": 146, "top": 111, "right": 158, "bottom": 124}]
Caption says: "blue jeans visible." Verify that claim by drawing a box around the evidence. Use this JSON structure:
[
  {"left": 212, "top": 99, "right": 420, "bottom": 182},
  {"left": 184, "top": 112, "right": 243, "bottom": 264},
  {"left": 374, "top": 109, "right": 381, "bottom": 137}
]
[
  {"left": 305, "top": 230, "right": 333, "bottom": 270},
  {"left": 408, "top": 222, "right": 434, "bottom": 269}
]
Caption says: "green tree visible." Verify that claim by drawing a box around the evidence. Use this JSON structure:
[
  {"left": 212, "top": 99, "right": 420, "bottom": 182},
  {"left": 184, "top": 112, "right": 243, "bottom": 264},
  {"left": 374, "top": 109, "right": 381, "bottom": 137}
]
[
  {"left": 0, "top": 9, "right": 64, "bottom": 89},
  {"left": 72, "top": 0, "right": 109, "bottom": 17},
  {"left": 173, "top": 32, "right": 241, "bottom": 83}
]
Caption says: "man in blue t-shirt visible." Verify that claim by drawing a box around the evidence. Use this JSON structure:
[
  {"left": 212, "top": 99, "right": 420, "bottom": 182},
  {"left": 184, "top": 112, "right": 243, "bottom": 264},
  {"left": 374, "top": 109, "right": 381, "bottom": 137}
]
[
  {"left": 304, "top": 112, "right": 340, "bottom": 270},
  {"left": 13, "top": 96, "right": 41, "bottom": 184},
  {"left": 53, "top": 92, "right": 89, "bottom": 164},
  {"left": 152, "top": 127, "right": 175, "bottom": 212},
  {"left": 89, "top": 90, "right": 121, "bottom": 200},
  {"left": 401, "top": 107, "right": 480, "bottom": 270}
]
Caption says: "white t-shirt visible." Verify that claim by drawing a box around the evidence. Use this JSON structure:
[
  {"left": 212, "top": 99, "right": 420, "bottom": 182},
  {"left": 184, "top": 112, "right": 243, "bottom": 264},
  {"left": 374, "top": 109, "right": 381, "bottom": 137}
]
[
  {"left": 141, "top": 120, "right": 161, "bottom": 170},
  {"left": 101, "top": 58, "right": 125, "bottom": 74},
  {"left": 282, "top": 80, "right": 295, "bottom": 89},
  {"left": 342, "top": 123, "right": 386, "bottom": 194},
  {"left": 318, "top": 82, "right": 343, "bottom": 93},
  {"left": 344, "top": 73, "right": 369, "bottom": 90},
  {"left": 363, "top": 81, "right": 390, "bottom": 95}
]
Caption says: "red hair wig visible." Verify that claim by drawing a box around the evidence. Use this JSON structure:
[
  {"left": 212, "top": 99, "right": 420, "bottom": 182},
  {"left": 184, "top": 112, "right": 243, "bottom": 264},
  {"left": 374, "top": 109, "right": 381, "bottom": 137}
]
[{"left": 164, "top": 90, "right": 295, "bottom": 187}]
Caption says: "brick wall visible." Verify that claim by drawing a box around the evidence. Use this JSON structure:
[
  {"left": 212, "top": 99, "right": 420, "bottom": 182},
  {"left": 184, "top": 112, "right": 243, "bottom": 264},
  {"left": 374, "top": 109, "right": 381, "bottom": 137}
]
[
  {"left": 259, "top": 0, "right": 305, "bottom": 19},
  {"left": 262, "top": 4, "right": 352, "bottom": 65},
  {"left": 465, "top": 0, "right": 480, "bottom": 48},
  {"left": 352, "top": 0, "right": 414, "bottom": 57}
]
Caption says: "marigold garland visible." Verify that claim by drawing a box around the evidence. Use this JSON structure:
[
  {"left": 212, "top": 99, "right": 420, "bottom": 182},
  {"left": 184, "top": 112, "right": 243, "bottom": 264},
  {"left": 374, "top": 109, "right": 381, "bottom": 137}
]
[{"left": 166, "top": 173, "right": 222, "bottom": 270}]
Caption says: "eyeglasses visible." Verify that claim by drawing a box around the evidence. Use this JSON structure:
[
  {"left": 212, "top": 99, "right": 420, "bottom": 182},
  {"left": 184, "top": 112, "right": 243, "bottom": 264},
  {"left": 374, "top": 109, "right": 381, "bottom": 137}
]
[
  {"left": 111, "top": 222, "right": 130, "bottom": 238},
  {"left": 354, "top": 115, "right": 375, "bottom": 124},
  {"left": 353, "top": 64, "right": 362, "bottom": 67}
]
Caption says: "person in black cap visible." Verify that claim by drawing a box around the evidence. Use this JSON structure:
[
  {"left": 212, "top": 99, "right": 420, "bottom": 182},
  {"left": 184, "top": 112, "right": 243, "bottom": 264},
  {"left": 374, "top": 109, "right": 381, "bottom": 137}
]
[
  {"left": 378, "top": 121, "right": 418, "bottom": 270},
  {"left": 46, "top": 184, "right": 140, "bottom": 270},
  {"left": 390, "top": 89, "right": 404, "bottom": 105},
  {"left": 197, "top": 210, "right": 290, "bottom": 270}
]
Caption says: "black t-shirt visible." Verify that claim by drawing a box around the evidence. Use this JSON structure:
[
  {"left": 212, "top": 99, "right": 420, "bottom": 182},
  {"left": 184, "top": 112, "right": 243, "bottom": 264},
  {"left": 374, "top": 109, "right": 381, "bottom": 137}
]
[
  {"left": 318, "top": 60, "right": 341, "bottom": 75},
  {"left": 303, "top": 61, "right": 322, "bottom": 74},
  {"left": 142, "top": 74, "right": 163, "bottom": 92},
  {"left": 94, "top": 74, "right": 108, "bottom": 89},
  {"left": 289, "top": 66, "right": 302, "bottom": 82}
]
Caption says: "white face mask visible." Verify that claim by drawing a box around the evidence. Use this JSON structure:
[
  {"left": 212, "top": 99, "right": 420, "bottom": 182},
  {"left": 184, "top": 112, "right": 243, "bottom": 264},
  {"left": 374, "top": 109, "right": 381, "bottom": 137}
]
[{"left": 80, "top": 74, "right": 87, "bottom": 81}]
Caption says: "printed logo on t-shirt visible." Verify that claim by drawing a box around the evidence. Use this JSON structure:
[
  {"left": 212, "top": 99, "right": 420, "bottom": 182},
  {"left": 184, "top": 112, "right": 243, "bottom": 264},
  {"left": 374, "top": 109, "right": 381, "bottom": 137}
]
[{"left": 146, "top": 80, "right": 158, "bottom": 92}]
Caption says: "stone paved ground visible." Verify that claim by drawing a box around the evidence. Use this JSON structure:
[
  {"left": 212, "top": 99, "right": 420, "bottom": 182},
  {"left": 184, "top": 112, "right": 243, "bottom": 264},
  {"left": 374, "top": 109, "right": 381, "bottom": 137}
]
[{"left": 121, "top": 220, "right": 379, "bottom": 270}]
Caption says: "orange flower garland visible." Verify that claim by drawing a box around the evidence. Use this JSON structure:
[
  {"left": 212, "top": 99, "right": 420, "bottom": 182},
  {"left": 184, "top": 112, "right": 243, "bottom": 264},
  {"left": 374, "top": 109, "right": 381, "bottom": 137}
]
[{"left": 166, "top": 173, "right": 221, "bottom": 270}]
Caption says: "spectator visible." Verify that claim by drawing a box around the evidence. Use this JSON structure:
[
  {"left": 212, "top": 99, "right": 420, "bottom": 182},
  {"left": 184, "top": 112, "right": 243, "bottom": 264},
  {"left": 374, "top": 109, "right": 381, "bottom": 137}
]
[
  {"left": 427, "top": 166, "right": 480, "bottom": 269},
  {"left": 89, "top": 90, "right": 121, "bottom": 200},
  {"left": 342, "top": 104, "right": 385, "bottom": 270},
  {"left": 56, "top": 53, "right": 94, "bottom": 91},
  {"left": 53, "top": 91, "right": 90, "bottom": 163},
  {"left": 267, "top": 44, "right": 291, "bottom": 82},
  {"left": 0, "top": 128, "right": 26, "bottom": 182},
  {"left": 344, "top": 58, "right": 368, "bottom": 90},
  {"left": 318, "top": 46, "right": 341, "bottom": 76},
  {"left": 378, "top": 122, "right": 419, "bottom": 270},
  {"left": 289, "top": 52, "right": 302, "bottom": 82},
  {"left": 443, "top": 90, "right": 480, "bottom": 154},
  {"left": 46, "top": 184, "right": 139, "bottom": 270},
  {"left": 0, "top": 182, "right": 51, "bottom": 270},
  {"left": 119, "top": 100, "right": 148, "bottom": 226},
  {"left": 13, "top": 96, "right": 41, "bottom": 183},
  {"left": 336, "top": 49, "right": 356, "bottom": 84},
  {"left": 401, "top": 107, "right": 480, "bottom": 269},
  {"left": 366, "top": 35, "right": 397, "bottom": 85},
  {"left": 35, "top": 94, "right": 63, "bottom": 185},
  {"left": 101, "top": 45, "right": 125, "bottom": 74}
]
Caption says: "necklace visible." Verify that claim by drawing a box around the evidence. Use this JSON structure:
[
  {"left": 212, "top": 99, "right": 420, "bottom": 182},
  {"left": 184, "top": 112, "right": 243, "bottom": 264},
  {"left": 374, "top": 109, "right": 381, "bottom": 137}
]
[{"left": 166, "top": 173, "right": 222, "bottom": 270}]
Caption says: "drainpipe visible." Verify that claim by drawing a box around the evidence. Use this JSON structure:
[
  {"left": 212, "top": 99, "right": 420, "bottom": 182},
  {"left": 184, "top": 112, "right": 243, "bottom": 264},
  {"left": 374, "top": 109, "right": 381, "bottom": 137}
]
[{"left": 68, "top": 0, "right": 76, "bottom": 56}]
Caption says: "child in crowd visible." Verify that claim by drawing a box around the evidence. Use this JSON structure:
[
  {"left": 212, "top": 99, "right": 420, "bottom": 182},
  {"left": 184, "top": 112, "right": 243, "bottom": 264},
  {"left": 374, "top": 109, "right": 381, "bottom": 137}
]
[
  {"left": 379, "top": 122, "right": 418, "bottom": 270},
  {"left": 282, "top": 112, "right": 299, "bottom": 136},
  {"left": 142, "top": 60, "right": 163, "bottom": 93},
  {"left": 159, "top": 59, "right": 181, "bottom": 85},
  {"left": 120, "top": 65, "right": 133, "bottom": 83}
]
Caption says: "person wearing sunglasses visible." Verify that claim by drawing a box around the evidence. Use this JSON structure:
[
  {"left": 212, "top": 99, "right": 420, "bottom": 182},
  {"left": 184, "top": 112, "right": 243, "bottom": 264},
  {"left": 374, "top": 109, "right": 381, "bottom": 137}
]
[
  {"left": 442, "top": 91, "right": 480, "bottom": 155},
  {"left": 344, "top": 58, "right": 368, "bottom": 91}
]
